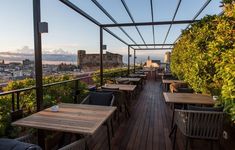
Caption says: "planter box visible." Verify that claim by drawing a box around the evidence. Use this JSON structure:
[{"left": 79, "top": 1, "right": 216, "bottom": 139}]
[{"left": 220, "top": 119, "right": 235, "bottom": 150}]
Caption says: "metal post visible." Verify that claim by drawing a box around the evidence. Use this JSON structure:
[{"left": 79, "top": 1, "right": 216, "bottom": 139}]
[
  {"left": 33, "top": 1, "right": 44, "bottom": 148},
  {"left": 33, "top": 0, "right": 43, "bottom": 112},
  {"left": 73, "top": 80, "right": 79, "bottom": 103},
  {"left": 100, "top": 27, "right": 103, "bottom": 86},
  {"left": 11, "top": 93, "right": 15, "bottom": 112},
  {"left": 128, "top": 46, "right": 130, "bottom": 75},
  {"left": 134, "top": 50, "right": 136, "bottom": 73},
  {"left": 33, "top": 0, "right": 45, "bottom": 149},
  {"left": 16, "top": 92, "right": 20, "bottom": 110}
]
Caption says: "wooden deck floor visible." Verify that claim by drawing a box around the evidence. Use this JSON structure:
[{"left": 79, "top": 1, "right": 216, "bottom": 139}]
[{"left": 87, "top": 79, "right": 221, "bottom": 150}]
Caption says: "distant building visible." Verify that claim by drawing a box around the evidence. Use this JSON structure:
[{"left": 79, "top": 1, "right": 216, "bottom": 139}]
[
  {"left": 23, "top": 59, "right": 34, "bottom": 66},
  {"left": 0, "top": 60, "right": 4, "bottom": 64},
  {"left": 57, "top": 63, "right": 77, "bottom": 72},
  {"left": 164, "top": 52, "right": 171, "bottom": 63},
  {"left": 144, "top": 56, "right": 160, "bottom": 68},
  {"left": 77, "top": 50, "right": 123, "bottom": 71},
  {"left": 0, "top": 60, "right": 6, "bottom": 71}
]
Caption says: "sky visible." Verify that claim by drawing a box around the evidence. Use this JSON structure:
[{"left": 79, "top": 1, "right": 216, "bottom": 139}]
[{"left": 0, "top": 0, "right": 222, "bottom": 63}]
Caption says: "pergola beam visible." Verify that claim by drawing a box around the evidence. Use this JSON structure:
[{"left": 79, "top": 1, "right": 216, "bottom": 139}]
[
  {"left": 130, "top": 43, "right": 174, "bottom": 46},
  {"left": 101, "top": 20, "right": 199, "bottom": 27},
  {"left": 150, "top": 0, "right": 156, "bottom": 47},
  {"left": 60, "top": 0, "right": 130, "bottom": 47},
  {"left": 91, "top": 0, "right": 139, "bottom": 48},
  {"left": 121, "top": 0, "right": 147, "bottom": 48},
  {"left": 173, "top": 0, "right": 212, "bottom": 45},
  {"left": 135, "top": 48, "right": 172, "bottom": 50},
  {"left": 162, "top": 0, "right": 182, "bottom": 45}
]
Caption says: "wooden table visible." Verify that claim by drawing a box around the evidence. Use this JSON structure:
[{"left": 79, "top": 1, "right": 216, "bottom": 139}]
[
  {"left": 116, "top": 77, "right": 141, "bottom": 83},
  {"left": 163, "top": 92, "right": 215, "bottom": 129},
  {"left": 157, "top": 72, "right": 172, "bottom": 76},
  {"left": 12, "top": 103, "right": 116, "bottom": 149},
  {"left": 103, "top": 84, "right": 136, "bottom": 92},
  {"left": 162, "top": 79, "right": 185, "bottom": 84},
  {"left": 129, "top": 74, "right": 147, "bottom": 78},
  {"left": 163, "top": 92, "right": 214, "bottom": 105},
  {"left": 102, "top": 84, "right": 137, "bottom": 118}
]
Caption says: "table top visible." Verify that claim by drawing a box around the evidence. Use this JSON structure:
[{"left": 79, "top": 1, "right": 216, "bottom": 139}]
[
  {"left": 162, "top": 79, "right": 186, "bottom": 84},
  {"left": 116, "top": 77, "right": 141, "bottom": 82},
  {"left": 163, "top": 92, "right": 215, "bottom": 105},
  {"left": 129, "top": 74, "right": 147, "bottom": 78},
  {"left": 104, "top": 84, "right": 136, "bottom": 91},
  {"left": 12, "top": 103, "right": 116, "bottom": 135},
  {"left": 157, "top": 73, "right": 172, "bottom": 76}
]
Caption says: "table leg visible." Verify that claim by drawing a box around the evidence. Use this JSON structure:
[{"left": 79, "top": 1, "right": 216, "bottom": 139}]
[
  {"left": 38, "top": 129, "right": 45, "bottom": 149},
  {"left": 105, "top": 122, "right": 111, "bottom": 150},
  {"left": 171, "top": 104, "right": 175, "bottom": 128},
  {"left": 76, "top": 135, "right": 89, "bottom": 150},
  {"left": 163, "top": 83, "right": 166, "bottom": 91},
  {"left": 124, "top": 102, "right": 131, "bottom": 118},
  {"left": 169, "top": 124, "right": 177, "bottom": 138}
]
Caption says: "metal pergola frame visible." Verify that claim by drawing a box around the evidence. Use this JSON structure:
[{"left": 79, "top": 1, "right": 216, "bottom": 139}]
[{"left": 32, "top": 0, "right": 216, "bottom": 113}]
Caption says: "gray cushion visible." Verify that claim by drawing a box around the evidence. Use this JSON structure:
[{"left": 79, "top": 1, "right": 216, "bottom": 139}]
[
  {"left": 89, "top": 92, "right": 113, "bottom": 106},
  {"left": 101, "top": 87, "right": 119, "bottom": 90},
  {"left": 178, "top": 88, "right": 194, "bottom": 93},
  {"left": 187, "top": 105, "right": 223, "bottom": 112},
  {"left": 0, "top": 138, "right": 41, "bottom": 150}
]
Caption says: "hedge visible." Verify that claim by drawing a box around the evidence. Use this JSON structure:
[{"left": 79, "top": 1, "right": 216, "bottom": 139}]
[{"left": 171, "top": 1, "right": 235, "bottom": 123}]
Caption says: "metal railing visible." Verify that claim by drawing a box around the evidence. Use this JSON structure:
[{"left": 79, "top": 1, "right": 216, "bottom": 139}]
[
  {"left": 0, "top": 68, "right": 133, "bottom": 113},
  {"left": 0, "top": 75, "right": 93, "bottom": 112}
]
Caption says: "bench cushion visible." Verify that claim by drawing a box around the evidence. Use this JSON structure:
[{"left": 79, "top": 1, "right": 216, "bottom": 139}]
[
  {"left": 0, "top": 138, "right": 41, "bottom": 150},
  {"left": 89, "top": 92, "right": 113, "bottom": 106}
]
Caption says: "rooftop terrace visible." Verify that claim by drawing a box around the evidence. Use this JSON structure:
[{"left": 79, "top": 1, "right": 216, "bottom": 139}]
[{"left": 0, "top": 0, "right": 234, "bottom": 150}]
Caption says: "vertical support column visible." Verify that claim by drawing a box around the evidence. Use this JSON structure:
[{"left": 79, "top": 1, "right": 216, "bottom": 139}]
[
  {"left": 33, "top": 0, "right": 43, "bottom": 112},
  {"left": 128, "top": 46, "right": 130, "bottom": 75},
  {"left": 11, "top": 93, "right": 15, "bottom": 112},
  {"left": 73, "top": 80, "right": 79, "bottom": 104},
  {"left": 134, "top": 49, "right": 136, "bottom": 73},
  {"left": 33, "top": 1, "right": 44, "bottom": 148},
  {"left": 100, "top": 27, "right": 103, "bottom": 86}
]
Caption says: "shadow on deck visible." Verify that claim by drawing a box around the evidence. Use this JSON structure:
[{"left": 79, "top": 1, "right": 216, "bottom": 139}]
[{"left": 88, "top": 79, "right": 221, "bottom": 150}]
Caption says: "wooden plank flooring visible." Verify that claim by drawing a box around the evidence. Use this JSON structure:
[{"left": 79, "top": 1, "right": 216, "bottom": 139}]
[{"left": 87, "top": 79, "right": 221, "bottom": 150}]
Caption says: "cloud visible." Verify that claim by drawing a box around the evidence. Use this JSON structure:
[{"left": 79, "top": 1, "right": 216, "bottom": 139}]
[
  {"left": 16, "top": 46, "right": 34, "bottom": 54},
  {"left": 43, "top": 48, "right": 74, "bottom": 55}
]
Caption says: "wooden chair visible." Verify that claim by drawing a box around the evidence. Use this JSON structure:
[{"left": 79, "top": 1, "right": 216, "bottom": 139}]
[
  {"left": 81, "top": 91, "right": 115, "bottom": 150},
  {"left": 15, "top": 134, "right": 37, "bottom": 144},
  {"left": 12, "top": 110, "right": 40, "bottom": 146},
  {"left": 172, "top": 109, "right": 224, "bottom": 150},
  {"left": 100, "top": 87, "right": 130, "bottom": 121},
  {"left": 169, "top": 82, "right": 194, "bottom": 93},
  {"left": 115, "top": 77, "right": 130, "bottom": 85},
  {"left": 81, "top": 91, "right": 115, "bottom": 106}
]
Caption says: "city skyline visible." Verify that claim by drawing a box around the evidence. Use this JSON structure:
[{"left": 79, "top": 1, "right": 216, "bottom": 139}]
[{"left": 0, "top": 0, "right": 222, "bottom": 63}]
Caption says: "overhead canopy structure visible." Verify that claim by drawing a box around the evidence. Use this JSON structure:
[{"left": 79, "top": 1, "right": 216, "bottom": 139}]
[
  {"left": 58, "top": 0, "right": 221, "bottom": 79},
  {"left": 32, "top": 0, "right": 222, "bottom": 110},
  {"left": 59, "top": 0, "right": 220, "bottom": 50}
]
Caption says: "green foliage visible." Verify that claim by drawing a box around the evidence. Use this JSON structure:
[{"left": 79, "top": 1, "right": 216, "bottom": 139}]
[
  {"left": 0, "top": 96, "right": 11, "bottom": 136},
  {"left": 0, "top": 75, "right": 88, "bottom": 137},
  {"left": 171, "top": 2, "right": 235, "bottom": 123}
]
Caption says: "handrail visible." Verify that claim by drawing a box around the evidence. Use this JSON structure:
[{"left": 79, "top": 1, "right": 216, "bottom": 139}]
[
  {"left": 0, "top": 76, "right": 92, "bottom": 96},
  {"left": 0, "top": 68, "right": 132, "bottom": 112},
  {"left": 0, "top": 87, "right": 36, "bottom": 96},
  {"left": 0, "top": 69, "right": 132, "bottom": 96}
]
